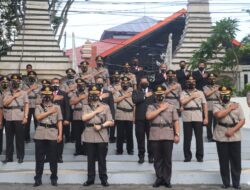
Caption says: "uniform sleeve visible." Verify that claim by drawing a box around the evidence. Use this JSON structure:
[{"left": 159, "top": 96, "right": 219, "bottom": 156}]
[
  {"left": 105, "top": 106, "right": 113, "bottom": 121},
  {"left": 82, "top": 105, "right": 91, "bottom": 115},
  {"left": 0, "top": 95, "right": 3, "bottom": 109},
  {"left": 179, "top": 91, "right": 185, "bottom": 100},
  {"left": 146, "top": 105, "right": 155, "bottom": 115},
  {"left": 57, "top": 106, "right": 63, "bottom": 121},
  {"left": 113, "top": 91, "right": 120, "bottom": 100},
  {"left": 203, "top": 86, "right": 209, "bottom": 95},
  {"left": 23, "top": 91, "right": 29, "bottom": 103},
  {"left": 172, "top": 107, "right": 179, "bottom": 121},
  {"left": 213, "top": 104, "right": 221, "bottom": 114},
  {"left": 238, "top": 105, "right": 245, "bottom": 120},
  {"left": 200, "top": 91, "right": 207, "bottom": 104},
  {"left": 35, "top": 105, "right": 42, "bottom": 119}
]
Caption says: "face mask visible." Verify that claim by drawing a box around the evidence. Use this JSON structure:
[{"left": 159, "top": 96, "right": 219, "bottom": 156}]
[
  {"left": 121, "top": 84, "right": 129, "bottom": 91},
  {"left": 125, "top": 68, "right": 130, "bottom": 73},
  {"left": 180, "top": 65, "right": 185, "bottom": 69},
  {"left": 1, "top": 83, "right": 8, "bottom": 89},
  {"left": 168, "top": 77, "right": 174, "bottom": 83},
  {"left": 221, "top": 95, "right": 231, "bottom": 104},
  {"left": 198, "top": 67, "right": 205, "bottom": 72},
  {"left": 156, "top": 95, "right": 165, "bottom": 102},
  {"left": 12, "top": 81, "right": 20, "bottom": 89},
  {"left": 29, "top": 76, "right": 36, "bottom": 83},
  {"left": 187, "top": 83, "right": 195, "bottom": 90},
  {"left": 114, "top": 77, "right": 120, "bottom": 83},
  {"left": 161, "top": 69, "right": 167, "bottom": 74},
  {"left": 97, "top": 63, "right": 103, "bottom": 68},
  {"left": 42, "top": 95, "right": 51, "bottom": 103},
  {"left": 96, "top": 83, "right": 103, "bottom": 90},
  {"left": 81, "top": 67, "right": 88, "bottom": 73},
  {"left": 77, "top": 84, "right": 85, "bottom": 93},
  {"left": 209, "top": 79, "right": 215, "bottom": 85},
  {"left": 51, "top": 85, "right": 59, "bottom": 91},
  {"left": 67, "top": 74, "right": 74, "bottom": 80},
  {"left": 140, "top": 82, "right": 149, "bottom": 89},
  {"left": 89, "top": 94, "right": 99, "bottom": 102}
]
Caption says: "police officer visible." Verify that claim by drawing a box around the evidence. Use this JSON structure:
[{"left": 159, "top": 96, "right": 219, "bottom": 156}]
[
  {"left": 213, "top": 86, "right": 245, "bottom": 189},
  {"left": 146, "top": 85, "right": 180, "bottom": 188},
  {"left": 82, "top": 85, "right": 114, "bottom": 187},
  {"left": 109, "top": 71, "right": 121, "bottom": 94},
  {"left": 176, "top": 60, "right": 190, "bottom": 90},
  {"left": 163, "top": 70, "right": 182, "bottom": 115},
  {"left": 203, "top": 73, "right": 220, "bottom": 142},
  {"left": 69, "top": 78, "right": 88, "bottom": 155},
  {"left": 122, "top": 63, "right": 137, "bottom": 89},
  {"left": 22, "top": 71, "right": 41, "bottom": 142},
  {"left": 93, "top": 56, "right": 110, "bottom": 86},
  {"left": 33, "top": 86, "right": 63, "bottom": 187},
  {"left": 2, "top": 74, "right": 29, "bottom": 164},
  {"left": 60, "top": 68, "right": 77, "bottom": 94},
  {"left": 79, "top": 61, "right": 95, "bottom": 84},
  {"left": 114, "top": 76, "right": 134, "bottom": 155},
  {"left": 180, "top": 75, "right": 208, "bottom": 162}
]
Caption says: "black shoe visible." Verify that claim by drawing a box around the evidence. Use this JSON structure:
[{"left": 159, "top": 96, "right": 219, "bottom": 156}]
[
  {"left": 83, "top": 180, "right": 94, "bottom": 186},
  {"left": 51, "top": 179, "right": 58, "bottom": 186},
  {"left": 197, "top": 158, "right": 203, "bottom": 162},
  {"left": 148, "top": 157, "right": 154, "bottom": 163},
  {"left": 153, "top": 179, "right": 163, "bottom": 188},
  {"left": 109, "top": 137, "right": 116, "bottom": 143},
  {"left": 233, "top": 185, "right": 241, "bottom": 189},
  {"left": 74, "top": 152, "right": 86, "bottom": 156},
  {"left": 101, "top": 180, "right": 109, "bottom": 187},
  {"left": 165, "top": 183, "right": 172, "bottom": 188},
  {"left": 33, "top": 180, "right": 42, "bottom": 187},
  {"left": 207, "top": 138, "right": 214, "bottom": 142},
  {"left": 184, "top": 159, "right": 191, "bottom": 162},
  {"left": 127, "top": 151, "right": 134, "bottom": 155},
  {"left": 221, "top": 185, "right": 230, "bottom": 189},
  {"left": 18, "top": 158, "right": 23, "bottom": 164},
  {"left": 116, "top": 151, "right": 123, "bottom": 155},
  {"left": 2, "top": 159, "right": 13, "bottom": 164},
  {"left": 138, "top": 157, "right": 144, "bottom": 164},
  {"left": 57, "top": 158, "right": 63, "bottom": 163}
]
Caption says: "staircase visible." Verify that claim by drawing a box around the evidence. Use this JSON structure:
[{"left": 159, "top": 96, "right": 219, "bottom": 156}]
[{"left": 0, "top": 0, "right": 69, "bottom": 79}]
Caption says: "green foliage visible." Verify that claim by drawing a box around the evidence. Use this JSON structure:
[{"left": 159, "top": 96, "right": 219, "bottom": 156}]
[{"left": 237, "top": 84, "right": 250, "bottom": 97}]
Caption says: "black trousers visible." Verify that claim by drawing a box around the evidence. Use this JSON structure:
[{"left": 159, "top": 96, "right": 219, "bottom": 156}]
[
  {"left": 5, "top": 121, "right": 25, "bottom": 160},
  {"left": 0, "top": 119, "right": 6, "bottom": 154},
  {"left": 116, "top": 120, "right": 133, "bottom": 153},
  {"left": 151, "top": 140, "right": 173, "bottom": 184},
  {"left": 86, "top": 143, "right": 108, "bottom": 182},
  {"left": 216, "top": 141, "right": 241, "bottom": 187},
  {"left": 109, "top": 123, "right": 116, "bottom": 140},
  {"left": 57, "top": 124, "right": 71, "bottom": 160},
  {"left": 183, "top": 122, "right": 203, "bottom": 160},
  {"left": 35, "top": 140, "right": 58, "bottom": 181},
  {"left": 135, "top": 120, "right": 152, "bottom": 158},
  {"left": 63, "top": 124, "right": 71, "bottom": 142},
  {"left": 72, "top": 120, "right": 86, "bottom": 154},
  {"left": 207, "top": 111, "right": 217, "bottom": 140},
  {"left": 25, "top": 108, "right": 38, "bottom": 141}
]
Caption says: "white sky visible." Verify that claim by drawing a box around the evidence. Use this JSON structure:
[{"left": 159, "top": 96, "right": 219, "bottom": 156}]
[{"left": 61, "top": 0, "right": 250, "bottom": 49}]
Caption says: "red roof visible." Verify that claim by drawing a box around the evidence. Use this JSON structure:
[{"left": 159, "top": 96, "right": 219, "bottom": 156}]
[
  {"left": 231, "top": 39, "right": 242, "bottom": 47},
  {"left": 100, "top": 9, "right": 187, "bottom": 57}
]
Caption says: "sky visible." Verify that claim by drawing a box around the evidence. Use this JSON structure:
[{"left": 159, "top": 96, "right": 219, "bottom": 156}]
[{"left": 61, "top": 0, "right": 250, "bottom": 50}]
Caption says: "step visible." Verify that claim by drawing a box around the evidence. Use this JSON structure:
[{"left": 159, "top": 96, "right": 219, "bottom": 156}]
[
  {"left": 188, "top": 13, "right": 211, "bottom": 18},
  {"left": 187, "top": 23, "right": 212, "bottom": 28},
  {"left": 16, "top": 34, "right": 56, "bottom": 41},
  {"left": 26, "top": 4, "right": 49, "bottom": 10},
  {"left": 18, "top": 29, "right": 54, "bottom": 35},
  {"left": 24, "top": 19, "right": 51, "bottom": 25},
  {"left": 14, "top": 40, "right": 58, "bottom": 46},
  {"left": 182, "top": 38, "right": 208, "bottom": 43},
  {"left": 24, "top": 24, "right": 53, "bottom": 30},
  {"left": 12, "top": 46, "right": 60, "bottom": 51},
  {"left": 25, "top": 9, "right": 49, "bottom": 15},
  {"left": 185, "top": 28, "right": 212, "bottom": 33},
  {"left": 0, "top": 56, "right": 69, "bottom": 62},
  {"left": 25, "top": 15, "right": 50, "bottom": 20},
  {"left": 185, "top": 33, "right": 211, "bottom": 38},
  {"left": 26, "top": 1, "right": 49, "bottom": 7},
  {"left": 7, "top": 51, "right": 64, "bottom": 57}
]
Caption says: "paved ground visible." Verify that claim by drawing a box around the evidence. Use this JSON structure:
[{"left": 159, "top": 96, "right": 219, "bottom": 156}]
[{"left": 0, "top": 184, "right": 249, "bottom": 190}]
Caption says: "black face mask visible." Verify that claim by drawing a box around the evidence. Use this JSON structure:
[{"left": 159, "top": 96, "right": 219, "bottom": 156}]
[
  {"left": 29, "top": 76, "right": 36, "bottom": 83},
  {"left": 12, "top": 81, "right": 20, "bottom": 89},
  {"left": 81, "top": 67, "right": 88, "bottom": 73},
  {"left": 187, "top": 83, "right": 195, "bottom": 90},
  {"left": 156, "top": 95, "right": 165, "bottom": 102},
  {"left": 114, "top": 77, "right": 120, "bottom": 83},
  {"left": 221, "top": 95, "right": 231, "bottom": 104},
  {"left": 125, "top": 68, "right": 130, "bottom": 73},
  {"left": 121, "top": 84, "right": 129, "bottom": 91},
  {"left": 180, "top": 65, "right": 185, "bottom": 69},
  {"left": 42, "top": 95, "right": 51, "bottom": 103},
  {"left": 1, "top": 83, "right": 8, "bottom": 89},
  {"left": 51, "top": 85, "right": 59, "bottom": 91},
  {"left": 209, "top": 79, "right": 215, "bottom": 85},
  {"left": 168, "top": 77, "right": 174, "bottom": 83},
  {"left": 161, "top": 69, "right": 167, "bottom": 74},
  {"left": 67, "top": 74, "right": 74, "bottom": 80},
  {"left": 77, "top": 84, "right": 85, "bottom": 93},
  {"left": 198, "top": 67, "right": 205, "bottom": 72},
  {"left": 96, "top": 83, "right": 103, "bottom": 90},
  {"left": 97, "top": 63, "right": 103, "bottom": 68},
  {"left": 89, "top": 94, "right": 99, "bottom": 102},
  {"left": 140, "top": 82, "right": 149, "bottom": 89}
]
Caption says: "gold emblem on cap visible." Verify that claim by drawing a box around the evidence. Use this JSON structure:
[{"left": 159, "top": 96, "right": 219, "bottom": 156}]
[
  {"left": 13, "top": 75, "right": 17, "bottom": 79},
  {"left": 93, "top": 86, "right": 97, "bottom": 91},
  {"left": 45, "top": 87, "right": 50, "bottom": 91},
  {"left": 157, "top": 87, "right": 162, "bottom": 91},
  {"left": 222, "top": 86, "right": 227, "bottom": 91}
]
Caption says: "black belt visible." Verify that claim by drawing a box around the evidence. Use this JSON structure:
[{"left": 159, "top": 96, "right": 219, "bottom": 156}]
[
  {"left": 74, "top": 108, "right": 82, "bottom": 111},
  {"left": 116, "top": 107, "right": 133, "bottom": 112},
  {"left": 207, "top": 98, "right": 219, "bottom": 101},
  {"left": 4, "top": 106, "right": 23, "bottom": 110},
  {"left": 184, "top": 107, "right": 201, "bottom": 111},
  {"left": 86, "top": 123, "right": 102, "bottom": 127},
  {"left": 165, "top": 96, "right": 179, "bottom": 99},
  {"left": 218, "top": 122, "right": 237, "bottom": 128},
  {"left": 28, "top": 96, "right": 36, "bottom": 99},
  {"left": 151, "top": 123, "right": 171, "bottom": 128},
  {"left": 40, "top": 123, "right": 57, "bottom": 128}
]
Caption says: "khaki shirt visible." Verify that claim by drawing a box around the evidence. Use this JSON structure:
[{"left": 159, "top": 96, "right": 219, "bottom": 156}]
[
  {"left": 114, "top": 88, "right": 134, "bottom": 121},
  {"left": 3, "top": 90, "right": 29, "bottom": 121},
  {"left": 203, "top": 85, "right": 220, "bottom": 111},
  {"left": 213, "top": 102, "right": 245, "bottom": 142},
  {"left": 79, "top": 67, "right": 96, "bottom": 84},
  {"left": 81, "top": 102, "right": 113, "bottom": 143},
  {"left": 180, "top": 89, "right": 207, "bottom": 122},
  {"left": 93, "top": 67, "right": 110, "bottom": 81},
  {"left": 70, "top": 90, "right": 88, "bottom": 121},
  {"left": 34, "top": 104, "right": 63, "bottom": 140},
  {"left": 60, "top": 78, "right": 77, "bottom": 94},
  {"left": 22, "top": 82, "right": 42, "bottom": 108},
  {"left": 163, "top": 82, "right": 182, "bottom": 109},
  {"left": 122, "top": 72, "right": 137, "bottom": 87},
  {"left": 0, "top": 93, "right": 3, "bottom": 109},
  {"left": 147, "top": 103, "right": 178, "bottom": 141}
]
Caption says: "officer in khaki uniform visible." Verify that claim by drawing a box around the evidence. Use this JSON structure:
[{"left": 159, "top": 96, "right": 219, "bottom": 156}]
[
  {"left": 22, "top": 71, "right": 41, "bottom": 142},
  {"left": 82, "top": 85, "right": 114, "bottom": 187},
  {"left": 2, "top": 74, "right": 29, "bottom": 164},
  {"left": 79, "top": 61, "right": 95, "bottom": 85},
  {"left": 203, "top": 73, "right": 220, "bottom": 142},
  {"left": 122, "top": 63, "right": 137, "bottom": 89},
  {"left": 146, "top": 85, "right": 180, "bottom": 188},
  {"left": 180, "top": 75, "right": 208, "bottom": 162},
  {"left": 213, "top": 86, "right": 245, "bottom": 189},
  {"left": 93, "top": 56, "right": 110, "bottom": 86},
  {"left": 114, "top": 76, "right": 134, "bottom": 155},
  {"left": 109, "top": 71, "right": 121, "bottom": 94},
  {"left": 69, "top": 78, "right": 88, "bottom": 156},
  {"left": 33, "top": 86, "right": 63, "bottom": 187},
  {"left": 60, "top": 68, "right": 77, "bottom": 94},
  {"left": 163, "top": 70, "right": 182, "bottom": 115}
]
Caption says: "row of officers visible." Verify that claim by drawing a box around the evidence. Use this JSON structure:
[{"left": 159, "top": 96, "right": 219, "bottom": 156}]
[{"left": 0, "top": 58, "right": 245, "bottom": 189}]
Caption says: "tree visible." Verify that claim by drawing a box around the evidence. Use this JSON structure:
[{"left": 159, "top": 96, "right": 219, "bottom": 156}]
[{"left": 189, "top": 18, "right": 240, "bottom": 86}]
